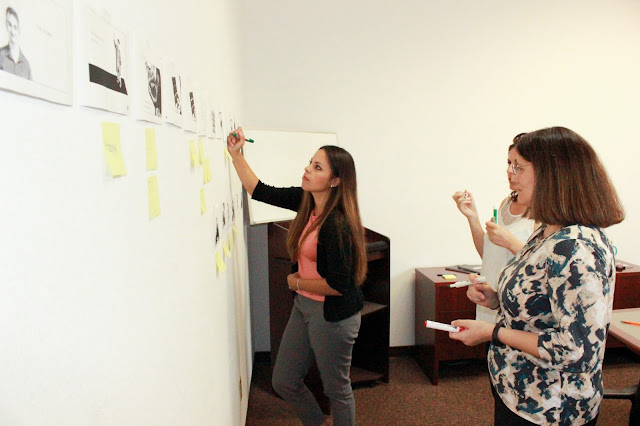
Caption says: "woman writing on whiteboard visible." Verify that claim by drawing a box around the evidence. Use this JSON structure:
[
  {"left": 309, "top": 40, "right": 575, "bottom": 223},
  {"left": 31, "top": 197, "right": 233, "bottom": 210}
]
[
  {"left": 451, "top": 143, "right": 536, "bottom": 324},
  {"left": 227, "top": 128, "right": 367, "bottom": 426},
  {"left": 450, "top": 127, "right": 624, "bottom": 425}
]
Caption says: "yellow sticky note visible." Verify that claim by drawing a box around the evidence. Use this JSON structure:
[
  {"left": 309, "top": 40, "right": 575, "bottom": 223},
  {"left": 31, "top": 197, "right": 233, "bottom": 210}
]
[
  {"left": 189, "top": 140, "right": 197, "bottom": 167},
  {"left": 203, "top": 158, "right": 211, "bottom": 184},
  {"left": 102, "top": 122, "right": 127, "bottom": 176},
  {"left": 223, "top": 239, "right": 231, "bottom": 258},
  {"left": 232, "top": 225, "right": 237, "bottom": 236},
  {"left": 225, "top": 147, "right": 233, "bottom": 162},
  {"left": 145, "top": 128, "right": 158, "bottom": 170},
  {"left": 198, "top": 138, "right": 204, "bottom": 165},
  {"left": 215, "top": 251, "right": 227, "bottom": 272},
  {"left": 200, "top": 188, "right": 206, "bottom": 214},
  {"left": 147, "top": 175, "right": 161, "bottom": 219},
  {"left": 229, "top": 235, "right": 234, "bottom": 251},
  {"left": 442, "top": 274, "right": 457, "bottom": 280}
]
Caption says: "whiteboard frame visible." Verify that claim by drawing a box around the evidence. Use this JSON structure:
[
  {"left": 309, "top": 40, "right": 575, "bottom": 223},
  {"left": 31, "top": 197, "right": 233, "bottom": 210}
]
[{"left": 242, "top": 128, "right": 338, "bottom": 225}]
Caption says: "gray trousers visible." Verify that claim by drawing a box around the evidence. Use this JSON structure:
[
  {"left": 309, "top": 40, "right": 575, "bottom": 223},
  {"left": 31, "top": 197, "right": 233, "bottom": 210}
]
[{"left": 272, "top": 294, "right": 361, "bottom": 426}]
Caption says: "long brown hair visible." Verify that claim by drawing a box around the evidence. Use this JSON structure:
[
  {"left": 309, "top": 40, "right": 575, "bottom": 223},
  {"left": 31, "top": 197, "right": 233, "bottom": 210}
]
[
  {"left": 513, "top": 127, "right": 624, "bottom": 227},
  {"left": 286, "top": 146, "right": 368, "bottom": 285}
]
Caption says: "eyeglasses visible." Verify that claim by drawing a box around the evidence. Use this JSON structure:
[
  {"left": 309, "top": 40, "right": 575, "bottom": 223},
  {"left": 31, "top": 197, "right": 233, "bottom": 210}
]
[{"left": 510, "top": 163, "right": 528, "bottom": 175}]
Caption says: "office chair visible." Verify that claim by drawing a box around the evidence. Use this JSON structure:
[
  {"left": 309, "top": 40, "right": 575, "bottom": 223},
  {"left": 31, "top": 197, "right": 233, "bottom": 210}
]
[{"left": 603, "top": 380, "right": 639, "bottom": 425}]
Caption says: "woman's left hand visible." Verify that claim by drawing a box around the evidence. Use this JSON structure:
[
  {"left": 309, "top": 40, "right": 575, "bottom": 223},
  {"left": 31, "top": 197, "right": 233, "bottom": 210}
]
[
  {"left": 287, "top": 273, "right": 301, "bottom": 291},
  {"left": 448, "top": 319, "right": 494, "bottom": 346}
]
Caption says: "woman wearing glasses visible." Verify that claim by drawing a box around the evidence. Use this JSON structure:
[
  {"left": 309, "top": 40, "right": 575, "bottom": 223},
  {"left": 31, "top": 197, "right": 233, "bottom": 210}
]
[
  {"left": 452, "top": 143, "right": 536, "bottom": 324},
  {"left": 451, "top": 127, "right": 624, "bottom": 425}
]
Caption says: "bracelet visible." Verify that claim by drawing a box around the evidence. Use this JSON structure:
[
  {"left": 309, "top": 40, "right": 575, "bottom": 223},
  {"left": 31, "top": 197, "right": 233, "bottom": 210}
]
[
  {"left": 492, "top": 324, "right": 502, "bottom": 345},
  {"left": 296, "top": 278, "right": 300, "bottom": 292}
]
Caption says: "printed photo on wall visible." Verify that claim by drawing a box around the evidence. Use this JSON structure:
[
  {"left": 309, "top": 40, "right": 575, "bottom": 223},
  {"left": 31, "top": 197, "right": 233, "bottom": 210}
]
[
  {"left": 132, "top": 36, "right": 162, "bottom": 123},
  {"left": 162, "top": 58, "right": 182, "bottom": 128},
  {"left": 214, "top": 214, "right": 221, "bottom": 246},
  {"left": 217, "top": 110, "right": 224, "bottom": 140},
  {"left": 207, "top": 106, "right": 216, "bottom": 139},
  {"left": 76, "top": 2, "right": 130, "bottom": 114},
  {"left": 182, "top": 77, "right": 198, "bottom": 133},
  {"left": 181, "top": 75, "right": 197, "bottom": 133},
  {"left": 196, "top": 90, "right": 207, "bottom": 137},
  {"left": 0, "top": 0, "right": 73, "bottom": 104}
]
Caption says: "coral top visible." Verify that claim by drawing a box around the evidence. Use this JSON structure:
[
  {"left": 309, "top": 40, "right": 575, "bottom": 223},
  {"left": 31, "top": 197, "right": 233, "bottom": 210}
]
[{"left": 296, "top": 212, "right": 325, "bottom": 302}]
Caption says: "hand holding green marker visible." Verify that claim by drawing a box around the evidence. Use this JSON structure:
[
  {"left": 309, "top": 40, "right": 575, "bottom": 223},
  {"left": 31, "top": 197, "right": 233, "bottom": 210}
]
[
  {"left": 493, "top": 206, "right": 498, "bottom": 223},
  {"left": 232, "top": 132, "right": 254, "bottom": 143}
]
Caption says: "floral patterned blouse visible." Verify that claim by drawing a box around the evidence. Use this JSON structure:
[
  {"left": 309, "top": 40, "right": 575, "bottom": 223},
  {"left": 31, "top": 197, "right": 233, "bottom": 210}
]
[{"left": 489, "top": 224, "right": 615, "bottom": 425}]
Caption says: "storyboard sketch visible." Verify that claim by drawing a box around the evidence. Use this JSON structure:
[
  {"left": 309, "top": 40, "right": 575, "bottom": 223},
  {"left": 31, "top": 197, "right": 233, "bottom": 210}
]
[
  {"left": 206, "top": 104, "right": 217, "bottom": 139},
  {"left": 162, "top": 59, "right": 182, "bottom": 128},
  {"left": 197, "top": 89, "right": 208, "bottom": 137},
  {"left": 76, "top": 1, "right": 130, "bottom": 114},
  {"left": 182, "top": 76, "right": 197, "bottom": 133},
  {"left": 0, "top": 0, "right": 73, "bottom": 104},
  {"left": 132, "top": 36, "right": 162, "bottom": 123}
]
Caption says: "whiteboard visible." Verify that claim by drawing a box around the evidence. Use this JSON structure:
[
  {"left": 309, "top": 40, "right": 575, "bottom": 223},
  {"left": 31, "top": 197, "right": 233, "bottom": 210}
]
[{"left": 243, "top": 129, "right": 338, "bottom": 225}]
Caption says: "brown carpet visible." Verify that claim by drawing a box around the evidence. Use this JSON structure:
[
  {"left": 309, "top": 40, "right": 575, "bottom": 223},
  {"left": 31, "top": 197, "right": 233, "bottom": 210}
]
[{"left": 246, "top": 348, "right": 640, "bottom": 425}]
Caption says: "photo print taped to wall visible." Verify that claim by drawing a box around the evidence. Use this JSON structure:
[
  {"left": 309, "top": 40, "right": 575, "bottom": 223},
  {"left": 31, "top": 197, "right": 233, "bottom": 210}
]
[
  {"left": 77, "top": 2, "right": 130, "bottom": 114},
  {"left": 181, "top": 75, "right": 197, "bottom": 133},
  {"left": 162, "top": 58, "right": 182, "bottom": 128},
  {"left": 133, "top": 36, "right": 162, "bottom": 124},
  {"left": 0, "top": 0, "right": 73, "bottom": 105}
]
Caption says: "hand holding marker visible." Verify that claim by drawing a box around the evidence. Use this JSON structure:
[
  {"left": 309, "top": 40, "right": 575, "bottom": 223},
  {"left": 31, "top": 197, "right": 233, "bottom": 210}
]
[
  {"left": 425, "top": 320, "right": 465, "bottom": 332},
  {"left": 449, "top": 276, "right": 487, "bottom": 288},
  {"left": 232, "top": 132, "right": 254, "bottom": 143}
]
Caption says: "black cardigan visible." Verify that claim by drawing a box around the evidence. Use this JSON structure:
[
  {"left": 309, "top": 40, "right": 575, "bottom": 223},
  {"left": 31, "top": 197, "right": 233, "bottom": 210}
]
[{"left": 252, "top": 181, "right": 364, "bottom": 322}]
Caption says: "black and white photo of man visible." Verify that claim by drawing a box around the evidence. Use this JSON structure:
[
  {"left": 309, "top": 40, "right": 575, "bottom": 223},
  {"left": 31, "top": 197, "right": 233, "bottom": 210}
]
[
  {"left": 145, "top": 61, "right": 161, "bottom": 117},
  {"left": 0, "top": 6, "right": 31, "bottom": 80}
]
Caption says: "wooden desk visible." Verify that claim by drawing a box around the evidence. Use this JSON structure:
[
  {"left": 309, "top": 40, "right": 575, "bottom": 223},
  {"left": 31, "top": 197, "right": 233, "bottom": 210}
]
[
  {"left": 415, "top": 261, "right": 640, "bottom": 385},
  {"left": 609, "top": 308, "right": 640, "bottom": 356},
  {"left": 608, "top": 261, "right": 640, "bottom": 348},
  {"left": 414, "top": 267, "right": 485, "bottom": 385}
]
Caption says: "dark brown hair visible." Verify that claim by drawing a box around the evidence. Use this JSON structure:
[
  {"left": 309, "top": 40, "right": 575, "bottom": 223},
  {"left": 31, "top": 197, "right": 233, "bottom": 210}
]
[
  {"left": 513, "top": 127, "right": 624, "bottom": 227},
  {"left": 286, "top": 146, "right": 367, "bottom": 285}
]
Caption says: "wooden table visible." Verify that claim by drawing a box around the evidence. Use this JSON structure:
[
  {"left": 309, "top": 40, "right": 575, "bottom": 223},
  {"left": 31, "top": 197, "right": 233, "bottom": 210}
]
[
  {"left": 609, "top": 308, "right": 640, "bottom": 356},
  {"left": 607, "top": 308, "right": 640, "bottom": 424}
]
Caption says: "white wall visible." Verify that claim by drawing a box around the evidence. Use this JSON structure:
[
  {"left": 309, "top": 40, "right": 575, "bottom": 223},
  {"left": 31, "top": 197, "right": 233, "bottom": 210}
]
[
  {"left": 243, "top": 0, "right": 640, "bottom": 347},
  {"left": 0, "top": 0, "right": 250, "bottom": 425}
]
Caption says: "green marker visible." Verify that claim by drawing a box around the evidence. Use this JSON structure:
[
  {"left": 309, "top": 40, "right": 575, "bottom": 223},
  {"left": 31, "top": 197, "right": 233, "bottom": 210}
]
[
  {"left": 232, "top": 133, "right": 254, "bottom": 143},
  {"left": 493, "top": 206, "right": 498, "bottom": 223}
]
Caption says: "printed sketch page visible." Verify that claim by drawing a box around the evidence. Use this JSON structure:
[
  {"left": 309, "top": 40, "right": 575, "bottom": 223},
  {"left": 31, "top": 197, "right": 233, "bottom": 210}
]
[
  {"left": 206, "top": 101, "right": 217, "bottom": 139},
  {"left": 162, "top": 58, "right": 182, "bottom": 128},
  {"left": 132, "top": 35, "right": 162, "bottom": 124},
  {"left": 196, "top": 87, "right": 208, "bottom": 136},
  {"left": 0, "top": 0, "right": 73, "bottom": 105},
  {"left": 76, "top": 1, "right": 130, "bottom": 115},
  {"left": 182, "top": 75, "right": 197, "bottom": 133}
]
